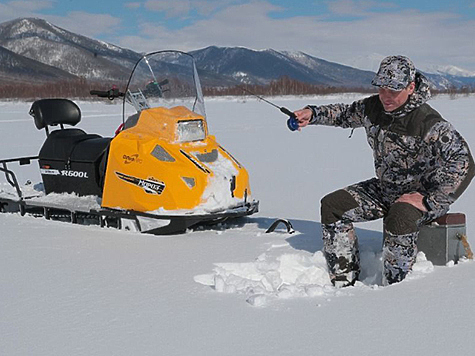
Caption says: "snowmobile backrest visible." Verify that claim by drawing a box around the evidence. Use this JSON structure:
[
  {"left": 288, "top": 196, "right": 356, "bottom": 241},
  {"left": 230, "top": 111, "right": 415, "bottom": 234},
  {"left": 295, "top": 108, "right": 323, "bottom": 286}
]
[{"left": 29, "top": 99, "right": 81, "bottom": 132}]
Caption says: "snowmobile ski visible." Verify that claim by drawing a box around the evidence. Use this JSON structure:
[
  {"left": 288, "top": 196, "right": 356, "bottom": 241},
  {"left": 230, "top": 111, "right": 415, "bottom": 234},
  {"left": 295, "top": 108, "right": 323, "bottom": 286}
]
[{"left": 265, "top": 218, "right": 295, "bottom": 234}]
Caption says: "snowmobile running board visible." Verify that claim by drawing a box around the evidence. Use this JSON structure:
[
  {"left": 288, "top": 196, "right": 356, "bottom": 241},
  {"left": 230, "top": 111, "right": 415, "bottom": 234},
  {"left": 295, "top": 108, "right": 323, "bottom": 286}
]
[
  {"left": 0, "top": 156, "right": 259, "bottom": 235},
  {"left": 0, "top": 196, "right": 259, "bottom": 235}
]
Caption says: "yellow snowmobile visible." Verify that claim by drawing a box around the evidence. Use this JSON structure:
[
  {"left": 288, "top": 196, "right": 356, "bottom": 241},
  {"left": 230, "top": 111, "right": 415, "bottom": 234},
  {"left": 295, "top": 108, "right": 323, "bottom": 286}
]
[{"left": 0, "top": 51, "right": 258, "bottom": 234}]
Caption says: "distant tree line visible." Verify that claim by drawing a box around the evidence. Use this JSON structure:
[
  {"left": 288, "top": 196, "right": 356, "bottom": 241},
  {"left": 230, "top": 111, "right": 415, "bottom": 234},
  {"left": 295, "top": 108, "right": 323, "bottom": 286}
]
[
  {"left": 0, "top": 75, "right": 474, "bottom": 100},
  {"left": 202, "top": 77, "right": 475, "bottom": 97},
  {"left": 432, "top": 85, "right": 475, "bottom": 99},
  {"left": 202, "top": 76, "right": 376, "bottom": 96},
  {"left": 0, "top": 78, "right": 123, "bottom": 100}
]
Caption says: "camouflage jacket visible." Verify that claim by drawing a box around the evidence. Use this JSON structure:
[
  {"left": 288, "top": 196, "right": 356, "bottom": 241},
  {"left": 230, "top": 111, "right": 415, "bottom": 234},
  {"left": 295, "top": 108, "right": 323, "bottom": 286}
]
[{"left": 308, "top": 94, "right": 474, "bottom": 212}]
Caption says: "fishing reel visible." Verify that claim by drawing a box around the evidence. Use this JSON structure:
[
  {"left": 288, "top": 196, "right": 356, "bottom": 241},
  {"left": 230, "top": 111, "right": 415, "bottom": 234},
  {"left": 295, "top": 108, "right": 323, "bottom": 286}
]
[
  {"left": 279, "top": 107, "right": 299, "bottom": 131},
  {"left": 287, "top": 117, "right": 300, "bottom": 131}
]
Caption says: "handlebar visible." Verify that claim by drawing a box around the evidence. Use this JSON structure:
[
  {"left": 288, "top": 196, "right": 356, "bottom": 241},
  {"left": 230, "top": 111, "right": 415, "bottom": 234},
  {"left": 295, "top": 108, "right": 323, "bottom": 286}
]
[{"left": 90, "top": 88, "right": 125, "bottom": 100}]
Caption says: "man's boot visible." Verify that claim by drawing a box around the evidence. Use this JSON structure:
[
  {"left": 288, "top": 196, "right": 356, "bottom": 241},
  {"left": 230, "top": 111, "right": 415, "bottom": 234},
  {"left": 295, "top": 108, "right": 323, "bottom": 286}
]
[
  {"left": 322, "top": 220, "right": 360, "bottom": 287},
  {"left": 383, "top": 230, "right": 418, "bottom": 285}
]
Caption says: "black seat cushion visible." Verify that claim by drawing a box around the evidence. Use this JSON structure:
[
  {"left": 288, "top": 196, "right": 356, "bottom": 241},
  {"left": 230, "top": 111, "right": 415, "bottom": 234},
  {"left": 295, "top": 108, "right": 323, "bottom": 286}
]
[{"left": 39, "top": 129, "right": 111, "bottom": 163}]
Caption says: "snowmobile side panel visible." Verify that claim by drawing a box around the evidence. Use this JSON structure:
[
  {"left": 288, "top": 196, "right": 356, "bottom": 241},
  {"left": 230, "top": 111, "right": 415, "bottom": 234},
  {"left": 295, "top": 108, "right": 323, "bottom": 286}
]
[
  {"left": 39, "top": 160, "right": 103, "bottom": 196},
  {"left": 101, "top": 132, "right": 212, "bottom": 211}
]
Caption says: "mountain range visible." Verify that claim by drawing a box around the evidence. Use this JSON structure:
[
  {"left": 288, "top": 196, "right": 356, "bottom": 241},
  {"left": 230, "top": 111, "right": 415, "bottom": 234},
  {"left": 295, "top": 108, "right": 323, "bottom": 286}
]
[{"left": 0, "top": 17, "right": 474, "bottom": 91}]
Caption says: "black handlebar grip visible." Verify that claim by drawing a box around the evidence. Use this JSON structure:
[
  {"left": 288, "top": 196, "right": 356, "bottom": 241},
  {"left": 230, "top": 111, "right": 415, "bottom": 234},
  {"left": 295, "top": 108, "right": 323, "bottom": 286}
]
[
  {"left": 90, "top": 89, "right": 124, "bottom": 99},
  {"left": 90, "top": 90, "right": 109, "bottom": 97}
]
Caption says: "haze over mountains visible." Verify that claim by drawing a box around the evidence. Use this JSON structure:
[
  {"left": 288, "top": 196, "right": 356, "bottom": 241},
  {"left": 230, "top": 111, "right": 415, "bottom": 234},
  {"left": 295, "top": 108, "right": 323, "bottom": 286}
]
[{"left": 0, "top": 17, "right": 474, "bottom": 91}]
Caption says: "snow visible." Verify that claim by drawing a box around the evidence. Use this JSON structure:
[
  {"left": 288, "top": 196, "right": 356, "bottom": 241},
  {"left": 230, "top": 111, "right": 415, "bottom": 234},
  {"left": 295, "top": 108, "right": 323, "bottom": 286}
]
[
  {"left": 194, "top": 251, "right": 334, "bottom": 305},
  {"left": 1, "top": 94, "right": 475, "bottom": 355},
  {"left": 197, "top": 151, "right": 243, "bottom": 212}
]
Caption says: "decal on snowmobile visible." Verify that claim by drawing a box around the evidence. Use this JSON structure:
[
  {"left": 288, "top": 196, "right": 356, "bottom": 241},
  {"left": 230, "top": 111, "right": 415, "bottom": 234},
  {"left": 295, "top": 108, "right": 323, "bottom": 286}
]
[
  {"left": 40, "top": 168, "right": 89, "bottom": 178},
  {"left": 115, "top": 171, "right": 165, "bottom": 195},
  {"left": 123, "top": 154, "right": 143, "bottom": 164}
]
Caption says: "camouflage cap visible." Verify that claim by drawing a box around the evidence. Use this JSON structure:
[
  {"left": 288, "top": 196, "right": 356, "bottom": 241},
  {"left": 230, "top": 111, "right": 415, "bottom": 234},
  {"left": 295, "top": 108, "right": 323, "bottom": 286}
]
[{"left": 371, "top": 55, "right": 416, "bottom": 91}]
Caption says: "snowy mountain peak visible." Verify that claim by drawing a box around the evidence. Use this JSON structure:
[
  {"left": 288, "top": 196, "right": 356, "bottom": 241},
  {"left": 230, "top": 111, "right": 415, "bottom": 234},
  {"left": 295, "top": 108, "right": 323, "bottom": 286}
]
[
  {"left": 0, "top": 17, "right": 60, "bottom": 42},
  {"left": 278, "top": 50, "right": 309, "bottom": 58},
  {"left": 0, "top": 18, "right": 474, "bottom": 90},
  {"left": 0, "top": 17, "right": 131, "bottom": 57},
  {"left": 0, "top": 17, "right": 141, "bottom": 82},
  {"left": 423, "top": 64, "right": 475, "bottom": 78}
]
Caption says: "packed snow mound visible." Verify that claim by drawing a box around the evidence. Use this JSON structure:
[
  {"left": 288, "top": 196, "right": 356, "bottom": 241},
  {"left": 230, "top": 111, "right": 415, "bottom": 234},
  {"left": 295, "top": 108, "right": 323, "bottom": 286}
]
[
  {"left": 195, "top": 250, "right": 436, "bottom": 307},
  {"left": 195, "top": 251, "right": 332, "bottom": 306}
]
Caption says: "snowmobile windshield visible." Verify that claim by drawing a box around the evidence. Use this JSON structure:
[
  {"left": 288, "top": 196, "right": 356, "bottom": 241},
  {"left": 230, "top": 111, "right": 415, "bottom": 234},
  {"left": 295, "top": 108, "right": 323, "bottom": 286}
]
[{"left": 123, "top": 51, "right": 206, "bottom": 120}]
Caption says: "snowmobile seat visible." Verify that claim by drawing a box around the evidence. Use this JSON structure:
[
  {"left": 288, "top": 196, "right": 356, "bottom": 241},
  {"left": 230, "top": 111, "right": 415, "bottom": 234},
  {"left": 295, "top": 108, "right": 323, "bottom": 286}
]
[
  {"left": 30, "top": 99, "right": 112, "bottom": 197},
  {"left": 39, "top": 130, "right": 110, "bottom": 163},
  {"left": 30, "top": 99, "right": 82, "bottom": 134}
]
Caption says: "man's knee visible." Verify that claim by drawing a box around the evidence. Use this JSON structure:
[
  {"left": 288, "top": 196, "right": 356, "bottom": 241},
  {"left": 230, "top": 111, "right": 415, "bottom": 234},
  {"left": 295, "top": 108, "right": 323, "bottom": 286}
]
[
  {"left": 385, "top": 202, "right": 423, "bottom": 235},
  {"left": 321, "top": 189, "right": 359, "bottom": 225}
]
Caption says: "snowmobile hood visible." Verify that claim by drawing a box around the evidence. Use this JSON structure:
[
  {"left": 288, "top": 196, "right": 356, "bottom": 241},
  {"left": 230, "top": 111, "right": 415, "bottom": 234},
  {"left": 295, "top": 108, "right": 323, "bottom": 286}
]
[{"left": 122, "top": 106, "right": 207, "bottom": 144}]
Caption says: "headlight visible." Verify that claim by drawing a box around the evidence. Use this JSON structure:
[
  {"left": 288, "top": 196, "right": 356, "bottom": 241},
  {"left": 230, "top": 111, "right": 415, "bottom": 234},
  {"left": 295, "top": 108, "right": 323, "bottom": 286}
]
[{"left": 176, "top": 120, "right": 205, "bottom": 142}]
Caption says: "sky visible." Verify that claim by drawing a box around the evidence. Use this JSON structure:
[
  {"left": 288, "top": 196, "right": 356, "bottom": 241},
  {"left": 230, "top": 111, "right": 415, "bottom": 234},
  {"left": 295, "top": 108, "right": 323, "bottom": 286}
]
[{"left": 1, "top": 0, "right": 475, "bottom": 73}]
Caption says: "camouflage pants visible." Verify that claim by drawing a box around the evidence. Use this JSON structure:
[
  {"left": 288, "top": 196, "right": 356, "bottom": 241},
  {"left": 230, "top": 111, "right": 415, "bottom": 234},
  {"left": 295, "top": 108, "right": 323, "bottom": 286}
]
[{"left": 321, "top": 178, "right": 448, "bottom": 286}]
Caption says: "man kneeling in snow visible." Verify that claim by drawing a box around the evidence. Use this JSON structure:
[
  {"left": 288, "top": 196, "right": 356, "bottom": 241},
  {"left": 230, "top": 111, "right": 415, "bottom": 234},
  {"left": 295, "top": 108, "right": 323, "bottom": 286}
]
[{"left": 293, "top": 55, "right": 474, "bottom": 286}]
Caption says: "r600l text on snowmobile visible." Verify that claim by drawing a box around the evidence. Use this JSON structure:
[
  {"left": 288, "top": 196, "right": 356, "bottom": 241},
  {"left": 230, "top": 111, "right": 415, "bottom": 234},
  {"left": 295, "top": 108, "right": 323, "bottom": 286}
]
[{"left": 0, "top": 51, "right": 258, "bottom": 234}]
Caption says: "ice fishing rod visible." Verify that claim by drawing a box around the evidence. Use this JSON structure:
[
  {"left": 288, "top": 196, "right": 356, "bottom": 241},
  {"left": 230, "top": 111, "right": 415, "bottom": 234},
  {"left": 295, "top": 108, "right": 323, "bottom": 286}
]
[{"left": 240, "top": 87, "right": 300, "bottom": 131}]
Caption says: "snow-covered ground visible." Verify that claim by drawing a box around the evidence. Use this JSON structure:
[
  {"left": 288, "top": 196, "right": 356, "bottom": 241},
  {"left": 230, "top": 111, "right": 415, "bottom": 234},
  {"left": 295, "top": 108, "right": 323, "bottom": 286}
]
[{"left": 1, "top": 94, "right": 475, "bottom": 355}]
